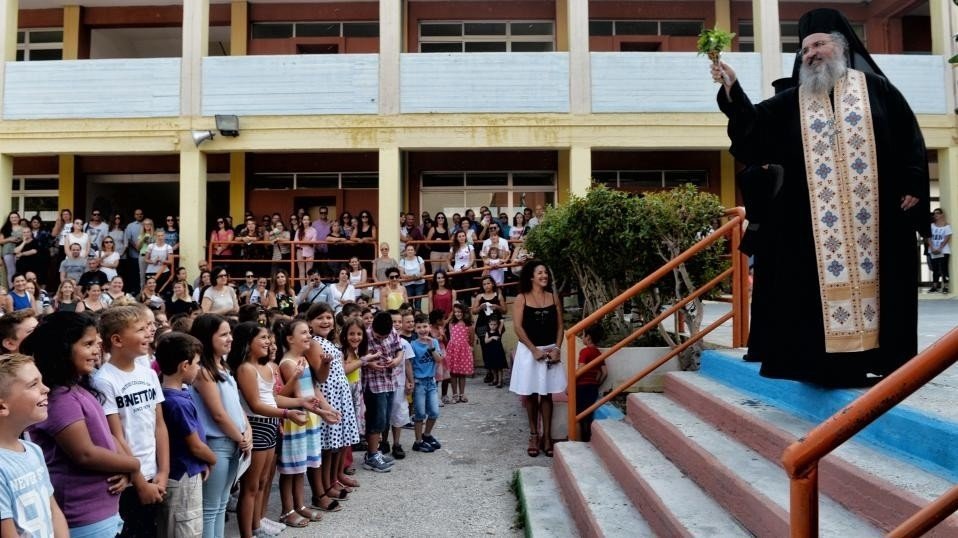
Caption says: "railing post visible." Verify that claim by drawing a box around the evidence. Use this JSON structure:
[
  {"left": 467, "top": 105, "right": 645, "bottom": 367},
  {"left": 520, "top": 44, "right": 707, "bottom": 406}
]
[
  {"left": 729, "top": 209, "right": 748, "bottom": 348},
  {"left": 566, "top": 332, "right": 579, "bottom": 441},
  {"left": 790, "top": 465, "right": 819, "bottom": 538}
]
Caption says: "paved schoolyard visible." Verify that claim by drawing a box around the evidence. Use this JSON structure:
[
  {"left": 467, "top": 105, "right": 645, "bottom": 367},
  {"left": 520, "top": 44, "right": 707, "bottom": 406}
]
[{"left": 227, "top": 353, "right": 542, "bottom": 537}]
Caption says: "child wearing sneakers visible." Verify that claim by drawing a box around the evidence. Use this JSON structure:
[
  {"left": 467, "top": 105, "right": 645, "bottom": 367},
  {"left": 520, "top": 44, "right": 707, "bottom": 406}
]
[
  {"left": 0, "top": 353, "right": 68, "bottom": 537},
  {"left": 156, "top": 332, "right": 217, "bottom": 538},
  {"left": 381, "top": 310, "right": 414, "bottom": 460},
  {"left": 410, "top": 314, "right": 443, "bottom": 453},
  {"left": 362, "top": 312, "right": 404, "bottom": 472},
  {"left": 576, "top": 324, "right": 608, "bottom": 442},
  {"left": 93, "top": 306, "right": 170, "bottom": 538}
]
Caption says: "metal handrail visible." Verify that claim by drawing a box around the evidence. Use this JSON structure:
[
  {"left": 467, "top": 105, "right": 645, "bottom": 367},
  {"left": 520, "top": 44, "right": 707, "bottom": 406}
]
[
  {"left": 781, "top": 327, "right": 958, "bottom": 537},
  {"left": 565, "top": 207, "right": 749, "bottom": 441}
]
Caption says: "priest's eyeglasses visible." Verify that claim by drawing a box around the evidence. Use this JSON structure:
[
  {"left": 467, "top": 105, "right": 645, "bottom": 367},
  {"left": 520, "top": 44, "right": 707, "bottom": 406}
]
[{"left": 800, "top": 39, "right": 833, "bottom": 58}]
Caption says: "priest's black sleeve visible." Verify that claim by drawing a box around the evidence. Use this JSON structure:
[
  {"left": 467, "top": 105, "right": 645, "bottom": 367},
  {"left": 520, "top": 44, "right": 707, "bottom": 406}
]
[{"left": 716, "top": 81, "right": 791, "bottom": 167}]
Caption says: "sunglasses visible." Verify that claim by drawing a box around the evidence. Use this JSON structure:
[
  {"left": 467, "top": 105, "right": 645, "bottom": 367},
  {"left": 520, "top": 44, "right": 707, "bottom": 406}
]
[
  {"left": 217, "top": 273, "right": 228, "bottom": 278},
  {"left": 246, "top": 274, "right": 255, "bottom": 278},
  {"left": 92, "top": 212, "right": 100, "bottom": 216},
  {"left": 217, "top": 220, "right": 224, "bottom": 224},
  {"left": 389, "top": 275, "right": 400, "bottom": 280}
]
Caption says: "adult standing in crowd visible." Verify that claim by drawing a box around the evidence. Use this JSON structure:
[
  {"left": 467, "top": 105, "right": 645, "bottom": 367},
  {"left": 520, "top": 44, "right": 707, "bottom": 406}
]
[
  {"left": 1, "top": 211, "right": 24, "bottom": 286},
  {"left": 426, "top": 212, "right": 451, "bottom": 272},
  {"left": 201, "top": 266, "right": 239, "bottom": 316},
  {"left": 929, "top": 208, "right": 951, "bottom": 293},
  {"left": 712, "top": 8, "right": 930, "bottom": 386},
  {"left": 98, "top": 235, "right": 121, "bottom": 282},
  {"left": 14, "top": 228, "right": 47, "bottom": 282},
  {"left": 52, "top": 208, "right": 73, "bottom": 259},
  {"left": 85, "top": 209, "right": 109, "bottom": 252},
  {"left": 162, "top": 214, "right": 180, "bottom": 252},
  {"left": 398, "top": 244, "right": 427, "bottom": 311},
  {"left": 312, "top": 206, "right": 332, "bottom": 275},
  {"left": 510, "top": 260, "right": 565, "bottom": 458},
  {"left": 122, "top": 208, "right": 145, "bottom": 294},
  {"left": 66, "top": 217, "right": 91, "bottom": 259},
  {"left": 210, "top": 216, "right": 234, "bottom": 263}
]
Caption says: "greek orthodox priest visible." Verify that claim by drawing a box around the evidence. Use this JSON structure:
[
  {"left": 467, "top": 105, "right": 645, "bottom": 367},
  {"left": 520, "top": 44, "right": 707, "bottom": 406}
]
[{"left": 713, "top": 8, "right": 930, "bottom": 386}]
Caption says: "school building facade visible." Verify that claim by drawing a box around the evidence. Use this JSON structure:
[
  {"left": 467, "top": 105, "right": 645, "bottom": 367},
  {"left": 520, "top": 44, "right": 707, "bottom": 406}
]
[{"left": 0, "top": 0, "right": 955, "bottom": 281}]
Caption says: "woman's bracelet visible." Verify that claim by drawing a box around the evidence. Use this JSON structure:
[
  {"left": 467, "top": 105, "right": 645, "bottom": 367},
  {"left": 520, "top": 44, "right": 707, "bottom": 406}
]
[{"left": 282, "top": 408, "right": 289, "bottom": 419}]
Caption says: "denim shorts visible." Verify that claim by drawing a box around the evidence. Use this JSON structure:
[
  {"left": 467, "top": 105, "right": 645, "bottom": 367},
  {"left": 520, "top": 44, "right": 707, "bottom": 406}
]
[
  {"left": 363, "top": 388, "right": 394, "bottom": 434},
  {"left": 413, "top": 377, "right": 440, "bottom": 422}
]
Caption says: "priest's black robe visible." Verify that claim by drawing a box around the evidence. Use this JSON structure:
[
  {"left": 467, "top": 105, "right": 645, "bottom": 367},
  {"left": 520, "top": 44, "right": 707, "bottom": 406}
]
[{"left": 718, "top": 74, "right": 930, "bottom": 386}]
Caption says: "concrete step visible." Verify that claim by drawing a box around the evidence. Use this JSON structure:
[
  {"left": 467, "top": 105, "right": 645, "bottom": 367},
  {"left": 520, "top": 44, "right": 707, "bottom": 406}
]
[
  {"left": 699, "top": 349, "right": 958, "bottom": 482},
  {"left": 590, "top": 420, "right": 751, "bottom": 537},
  {"left": 662, "top": 371, "right": 958, "bottom": 535},
  {"left": 553, "top": 441, "right": 654, "bottom": 538},
  {"left": 515, "top": 466, "right": 579, "bottom": 538},
  {"left": 629, "top": 392, "right": 883, "bottom": 537}
]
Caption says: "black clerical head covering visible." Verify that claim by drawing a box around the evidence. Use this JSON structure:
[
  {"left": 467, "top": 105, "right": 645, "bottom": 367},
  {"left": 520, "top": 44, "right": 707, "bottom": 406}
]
[{"left": 789, "top": 8, "right": 885, "bottom": 82}]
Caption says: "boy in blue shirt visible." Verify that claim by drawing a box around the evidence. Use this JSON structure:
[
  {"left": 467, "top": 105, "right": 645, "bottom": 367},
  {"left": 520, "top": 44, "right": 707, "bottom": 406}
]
[
  {"left": 409, "top": 314, "right": 444, "bottom": 453},
  {"left": 0, "top": 353, "right": 68, "bottom": 537},
  {"left": 156, "top": 333, "right": 217, "bottom": 538}
]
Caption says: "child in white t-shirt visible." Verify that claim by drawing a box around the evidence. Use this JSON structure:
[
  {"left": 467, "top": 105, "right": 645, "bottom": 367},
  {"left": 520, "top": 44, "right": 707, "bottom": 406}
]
[
  {"left": 483, "top": 246, "right": 506, "bottom": 286},
  {"left": 93, "top": 306, "right": 169, "bottom": 538},
  {"left": 0, "top": 354, "right": 67, "bottom": 537}
]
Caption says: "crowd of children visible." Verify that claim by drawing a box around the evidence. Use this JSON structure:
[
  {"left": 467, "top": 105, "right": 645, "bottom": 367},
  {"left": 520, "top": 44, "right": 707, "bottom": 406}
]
[{"left": 0, "top": 296, "right": 475, "bottom": 538}]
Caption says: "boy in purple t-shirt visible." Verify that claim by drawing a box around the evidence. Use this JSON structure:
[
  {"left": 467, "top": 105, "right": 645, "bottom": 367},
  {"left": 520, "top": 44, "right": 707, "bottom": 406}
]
[{"left": 156, "top": 333, "right": 217, "bottom": 538}]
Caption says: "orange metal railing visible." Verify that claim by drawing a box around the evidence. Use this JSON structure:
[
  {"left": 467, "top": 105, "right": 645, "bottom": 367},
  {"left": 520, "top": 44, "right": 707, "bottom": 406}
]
[
  {"left": 781, "top": 327, "right": 958, "bottom": 537},
  {"left": 565, "top": 207, "right": 749, "bottom": 441}
]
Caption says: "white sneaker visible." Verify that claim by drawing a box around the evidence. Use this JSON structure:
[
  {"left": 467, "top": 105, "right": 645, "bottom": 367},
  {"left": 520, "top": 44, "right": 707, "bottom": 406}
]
[{"left": 260, "top": 518, "right": 285, "bottom": 534}]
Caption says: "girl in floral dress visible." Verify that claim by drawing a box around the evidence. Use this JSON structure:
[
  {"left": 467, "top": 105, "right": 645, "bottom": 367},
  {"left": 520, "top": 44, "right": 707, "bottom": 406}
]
[
  {"left": 444, "top": 302, "right": 475, "bottom": 403},
  {"left": 308, "top": 303, "right": 360, "bottom": 506}
]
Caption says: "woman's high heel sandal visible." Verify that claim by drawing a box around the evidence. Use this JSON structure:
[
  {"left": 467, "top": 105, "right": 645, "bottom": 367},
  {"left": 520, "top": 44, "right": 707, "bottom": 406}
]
[{"left": 527, "top": 433, "right": 540, "bottom": 457}]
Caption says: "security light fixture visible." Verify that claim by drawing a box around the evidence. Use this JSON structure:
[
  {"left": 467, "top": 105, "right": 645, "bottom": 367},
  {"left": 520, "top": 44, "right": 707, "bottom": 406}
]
[
  {"left": 215, "top": 114, "right": 240, "bottom": 137},
  {"left": 192, "top": 130, "right": 215, "bottom": 147}
]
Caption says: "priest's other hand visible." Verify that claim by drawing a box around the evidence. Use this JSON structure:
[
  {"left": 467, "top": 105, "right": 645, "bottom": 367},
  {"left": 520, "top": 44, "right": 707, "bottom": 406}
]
[{"left": 901, "top": 195, "right": 919, "bottom": 211}]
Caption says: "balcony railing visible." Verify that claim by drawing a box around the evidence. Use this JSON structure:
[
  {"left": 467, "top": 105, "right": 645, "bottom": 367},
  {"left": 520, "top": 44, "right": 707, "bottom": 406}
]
[
  {"left": 1, "top": 52, "right": 948, "bottom": 120},
  {"left": 202, "top": 54, "right": 379, "bottom": 116},
  {"left": 2, "top": 58, "right": 180, "bottom": 120},
  {"left": 591, "top": 51, "right": 763, "bottom": 113},
  {"left": 399, "top": 52, "right": 570, "bottom": 113}
]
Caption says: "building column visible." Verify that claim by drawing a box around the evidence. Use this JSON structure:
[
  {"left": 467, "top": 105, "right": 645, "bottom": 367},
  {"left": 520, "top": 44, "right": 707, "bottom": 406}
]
[
  {"left": 58, "top": 155, "right": 76, "bottom": 214},
  {"left": 0, "top": 155, "right": 12, "bottom": 219},
  {"left": 379, "top": 0, "right": 402, "bottom": 115},
  {"left": 229, "top": 1, "right": 248, "bottom": 219},
  {"left": 378, "top": 147, "right": 401, "bottom": 253},
  {"left": 230, "top": 1, "right": 247, "bottom": 56},
  {"left": 229, "top": 153, "right": 245, "bottom": 223},
  {"left": 180, "top": 147, "right": 208, "bottom": 281},
  {"left": 181, "top": 0, "right": 209, "bottom": 117},
  {"left": 714, "top": 0, "right": 731, "bottom": 34},
  {"left": 929, "top": 0, "right": 957, "bottom": 114},
  {"left": 62, "top": 6, "right": 81, "bottom": 60},
  {"left": 567, "top": 0, "right": 590, "bottom": 114},
  {"left": 720, "top": 150, "right": 736, "bottom": 209},
  {"left": 559, "top": 146, "right": 591, "bottom": 203},
  {"left": 937, "top": 147, "right": 958, "bottom": 296},
  {"left": 752, "top": 0, "right": 781, "bottom": 98}
]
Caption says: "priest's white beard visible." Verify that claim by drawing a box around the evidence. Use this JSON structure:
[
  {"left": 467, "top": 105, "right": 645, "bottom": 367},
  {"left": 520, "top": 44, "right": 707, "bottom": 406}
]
[{"left": 799, "top": 53, "right": 848, "bottom": 95}]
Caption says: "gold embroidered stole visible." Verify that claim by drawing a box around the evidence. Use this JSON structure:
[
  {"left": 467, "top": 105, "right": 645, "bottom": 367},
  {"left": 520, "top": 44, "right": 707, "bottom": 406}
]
[{"left": 798, "top": 69, "right": 880, "bottom": 353}]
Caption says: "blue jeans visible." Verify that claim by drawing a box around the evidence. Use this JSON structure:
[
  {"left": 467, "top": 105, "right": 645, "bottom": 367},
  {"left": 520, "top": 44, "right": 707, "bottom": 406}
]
[
  {"left": 70, "top": 514, "right": 123, "bottom": 538},
  {"left": 413, "top": 377, "right": 440, "bottom": 421},
  {"left": 405, "top": 282, "right": 427, "bottom": 310},
  {"left": 363, "top": 388, "right": 393, "bottom": 434},
  {"left": 202, "top": 436, "right": 241, "bottom": 538}
]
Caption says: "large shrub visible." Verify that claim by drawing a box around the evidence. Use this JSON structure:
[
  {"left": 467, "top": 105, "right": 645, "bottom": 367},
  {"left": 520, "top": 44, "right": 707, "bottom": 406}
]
[{"left": 524, "top": 184, "right": 727, "bottom": 366}]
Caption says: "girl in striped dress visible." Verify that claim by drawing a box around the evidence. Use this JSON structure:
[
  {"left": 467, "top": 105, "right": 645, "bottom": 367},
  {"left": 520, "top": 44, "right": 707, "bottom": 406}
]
[{"left": 276, "top": 319, "right": 338, "bottom": 527}]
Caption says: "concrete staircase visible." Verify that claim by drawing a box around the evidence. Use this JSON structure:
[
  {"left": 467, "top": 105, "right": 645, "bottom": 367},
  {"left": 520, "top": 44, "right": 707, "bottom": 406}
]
[{"left": 516, "top": 350, "right": 958, "bottom": 538}]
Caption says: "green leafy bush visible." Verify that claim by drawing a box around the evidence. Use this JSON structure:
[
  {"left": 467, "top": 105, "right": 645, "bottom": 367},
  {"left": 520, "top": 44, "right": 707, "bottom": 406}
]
[{"left": 524, "top": 184, "right": 728, "bottom": 365}]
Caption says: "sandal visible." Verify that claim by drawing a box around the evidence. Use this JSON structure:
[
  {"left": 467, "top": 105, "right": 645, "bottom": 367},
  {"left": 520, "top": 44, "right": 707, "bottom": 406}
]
[
  {"left": 527, "top": 433, "right": 540, "bottom": 457},
  {"left": 326, "top": 486, "right": 349, "bottom": 500},
  {"left": 279, "top": 510, "right": 309, "bottom": 528},
  {"left": 459, "top": 395, "right": 469, "bottom": 403},
  {"left": 295, "top": 506, "right": 323, "bottom": 522},
  {"left": 343, "top": 467, "right": 357, "bottom": 476},
  {"left": 310, "top": 495, "right": 343, "bottom": 513},
  {"left": 543, "top": 438, "right": 554, "bottom": 458},
  {"left": 337, "top": 478, "right": 358, "bottom": 490},
  {"left": 441, "top": 395, "right": 451, "bottom": 405}
]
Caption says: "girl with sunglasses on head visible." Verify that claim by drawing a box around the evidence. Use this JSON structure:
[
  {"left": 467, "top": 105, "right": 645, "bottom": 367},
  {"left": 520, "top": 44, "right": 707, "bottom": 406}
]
[{"left": 201, "top": 267, "right": 239, "bottom": 316}]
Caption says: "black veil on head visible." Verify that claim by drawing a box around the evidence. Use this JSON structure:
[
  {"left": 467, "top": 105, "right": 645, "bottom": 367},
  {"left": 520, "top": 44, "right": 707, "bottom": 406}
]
[{"left": 789, "top": 8, "right": 886, "bottom": 82}]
